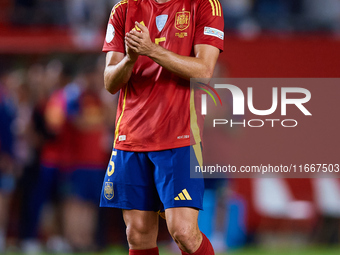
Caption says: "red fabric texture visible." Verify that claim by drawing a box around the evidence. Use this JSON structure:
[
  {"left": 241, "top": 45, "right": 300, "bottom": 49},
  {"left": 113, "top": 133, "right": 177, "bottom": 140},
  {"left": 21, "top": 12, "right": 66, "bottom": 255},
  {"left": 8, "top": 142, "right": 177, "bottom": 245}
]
[{"left": 129, "top": 247, "right": 159, "bottom": 255}]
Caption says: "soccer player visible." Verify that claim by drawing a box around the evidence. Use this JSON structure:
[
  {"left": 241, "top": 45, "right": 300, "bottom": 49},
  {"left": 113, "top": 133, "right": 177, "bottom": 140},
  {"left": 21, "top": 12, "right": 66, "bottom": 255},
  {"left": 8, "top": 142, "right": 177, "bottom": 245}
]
[{"left": 100, "top": 0, "right": 224, "bottom": 254}]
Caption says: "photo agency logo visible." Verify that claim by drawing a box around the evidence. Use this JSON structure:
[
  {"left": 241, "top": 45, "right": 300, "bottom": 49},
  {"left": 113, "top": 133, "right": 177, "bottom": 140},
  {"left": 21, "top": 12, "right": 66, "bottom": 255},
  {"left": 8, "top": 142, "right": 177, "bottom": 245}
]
[
  {"left": 197, "top": 82, "right": 223, "bottom": 112},
  {"left": 197, "top": 80, "right": 312, "bottom": 128}
]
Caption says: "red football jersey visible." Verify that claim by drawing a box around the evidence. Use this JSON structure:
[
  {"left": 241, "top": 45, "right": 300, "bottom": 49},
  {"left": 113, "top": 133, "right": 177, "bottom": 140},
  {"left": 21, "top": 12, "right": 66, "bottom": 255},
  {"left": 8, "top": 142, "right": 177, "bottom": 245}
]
[{"left": 103, "top": 0, "right": 224, "bottom": 151}]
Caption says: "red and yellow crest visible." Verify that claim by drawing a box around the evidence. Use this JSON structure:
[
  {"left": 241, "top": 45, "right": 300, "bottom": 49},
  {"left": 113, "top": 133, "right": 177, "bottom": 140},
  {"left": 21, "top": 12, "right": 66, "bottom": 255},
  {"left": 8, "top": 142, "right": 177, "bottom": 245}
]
[{"left": 175, "top": 11, "right": 190, "bottom": 31}]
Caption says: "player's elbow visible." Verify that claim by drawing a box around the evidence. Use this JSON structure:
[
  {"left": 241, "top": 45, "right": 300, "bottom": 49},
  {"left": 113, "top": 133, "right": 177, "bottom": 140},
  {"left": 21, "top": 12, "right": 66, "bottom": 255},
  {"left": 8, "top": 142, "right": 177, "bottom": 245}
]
[
  {"left": 205, "top": 68, "right": 214, "bottom": 79},
  {"left": 199, "top": 67, "right": 214, "bottom": 79},
  {"left": 104, "top": 81, "right": 117, "bottom": 94},
  {"left": 104, "top": 72, "right": 119, "bottom": 94}
]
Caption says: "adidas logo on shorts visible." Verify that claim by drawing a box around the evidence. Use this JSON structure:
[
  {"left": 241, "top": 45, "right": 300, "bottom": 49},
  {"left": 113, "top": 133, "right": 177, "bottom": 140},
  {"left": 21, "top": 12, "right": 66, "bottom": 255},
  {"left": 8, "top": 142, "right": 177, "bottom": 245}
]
[{"left": 174, "top": 189, "right": 192, "bottom": 201}]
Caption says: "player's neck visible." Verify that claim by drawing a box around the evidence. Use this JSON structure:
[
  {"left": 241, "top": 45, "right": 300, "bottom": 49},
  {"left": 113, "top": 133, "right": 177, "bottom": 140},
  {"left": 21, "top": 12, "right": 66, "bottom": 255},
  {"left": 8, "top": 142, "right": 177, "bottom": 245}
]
[{"left": 154, "top": 0, "right": 171, "bottom": 3}]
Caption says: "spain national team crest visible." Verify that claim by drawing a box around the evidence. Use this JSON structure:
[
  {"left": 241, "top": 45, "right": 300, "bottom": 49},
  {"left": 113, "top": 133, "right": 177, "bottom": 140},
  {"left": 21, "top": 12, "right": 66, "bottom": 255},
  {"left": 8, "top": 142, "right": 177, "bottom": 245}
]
[
  {"left": 156, "top": 15, "right": 168, "bottom": 32},
  {"left": 175, "top": 11, "right": 190, "bottom": 31},
  {"left": 104, "top": 182, "right": 114, "bottom": 200}
]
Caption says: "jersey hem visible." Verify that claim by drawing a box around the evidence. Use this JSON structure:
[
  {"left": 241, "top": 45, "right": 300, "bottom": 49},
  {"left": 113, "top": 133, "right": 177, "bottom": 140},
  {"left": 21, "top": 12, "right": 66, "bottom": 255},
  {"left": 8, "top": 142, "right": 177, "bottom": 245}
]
[
  {"left": 99, "top": 204, "right": 160, "bottom": 212},
  {"left": 99, "top": 204, "right": 203, "bottom": 211},
  {"left": 163, "top": 205, "right": 203, "bottom": 211},
  {"left": 114, "top": 140, "right": 192, "bottom": 152}
]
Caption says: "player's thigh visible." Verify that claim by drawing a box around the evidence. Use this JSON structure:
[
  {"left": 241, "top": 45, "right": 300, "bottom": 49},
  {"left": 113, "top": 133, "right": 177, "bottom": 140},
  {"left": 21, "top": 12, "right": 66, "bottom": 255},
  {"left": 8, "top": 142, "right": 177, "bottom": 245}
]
[
  {"left": 165, "top": 207, "right": 199, "bottom": 228},
  {"left": 150, "top": 146, "right": 205, "bottom": 210},
  {"left": 100, "top": 149, "right": 160, "bottom": 211}
]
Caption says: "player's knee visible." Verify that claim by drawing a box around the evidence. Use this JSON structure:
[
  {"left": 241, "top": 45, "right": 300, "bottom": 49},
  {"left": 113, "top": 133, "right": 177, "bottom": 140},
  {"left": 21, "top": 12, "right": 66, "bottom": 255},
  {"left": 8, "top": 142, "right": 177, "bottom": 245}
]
[
  {"left": 126, "top": 227, "right": 141, "bottom": 247},
  {"left": 126, "top": 224, "right": 156, "bottom": 248},
  {"left": 168, "top": 224, "right": 199, "bottom": 248}
]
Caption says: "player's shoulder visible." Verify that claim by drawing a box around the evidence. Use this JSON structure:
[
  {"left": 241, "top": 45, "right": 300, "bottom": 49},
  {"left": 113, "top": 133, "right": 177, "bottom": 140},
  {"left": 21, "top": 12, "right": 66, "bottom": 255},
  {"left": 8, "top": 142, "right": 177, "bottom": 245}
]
[
  {"left": 194, "top": 0, "right": 223, "bottom": 15},
  {"left": 193, "top": 0, "right": 222, "bottom": 5},
  {"left": 110, "top": 0, "right": 128, "bottom": 19}
]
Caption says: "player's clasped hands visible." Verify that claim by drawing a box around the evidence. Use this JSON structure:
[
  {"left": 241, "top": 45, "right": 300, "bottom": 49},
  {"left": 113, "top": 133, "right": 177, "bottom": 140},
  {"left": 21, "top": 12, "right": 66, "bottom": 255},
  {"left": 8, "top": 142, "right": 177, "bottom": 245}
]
[{"left": 125, "top": 21, "right": 155, "bottom": 57}]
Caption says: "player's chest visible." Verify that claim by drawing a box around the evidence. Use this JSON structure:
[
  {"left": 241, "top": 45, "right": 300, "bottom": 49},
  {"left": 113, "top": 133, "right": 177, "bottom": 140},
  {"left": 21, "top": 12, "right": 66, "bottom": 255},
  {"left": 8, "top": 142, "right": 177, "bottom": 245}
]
[{"left": 126, "top": 1, "right": 196, "bottom": 52}]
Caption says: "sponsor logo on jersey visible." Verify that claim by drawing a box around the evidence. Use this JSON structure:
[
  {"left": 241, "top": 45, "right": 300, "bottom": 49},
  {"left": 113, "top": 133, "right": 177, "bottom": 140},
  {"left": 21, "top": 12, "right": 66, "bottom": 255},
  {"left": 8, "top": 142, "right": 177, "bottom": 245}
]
[
  {"left": 175, "top": 11, "right": 190, "bottom": 31},
  {"left": 106, "top": 24, "right": 115, "bottom": 43},
  {"left": 204, "top": 27, "right": 224, "bottom": 40},
  {"left": 104, "top": 182, "right": 114, "bottom": 200},
  {"left": 156, "top": 14, "right": 168, "bottom": 32},
  {"left": 174, "top": 189, "right": 192, "bottom": 200},
  {"left": 175, "top": 32, "right": 187, "bottom": 38}
]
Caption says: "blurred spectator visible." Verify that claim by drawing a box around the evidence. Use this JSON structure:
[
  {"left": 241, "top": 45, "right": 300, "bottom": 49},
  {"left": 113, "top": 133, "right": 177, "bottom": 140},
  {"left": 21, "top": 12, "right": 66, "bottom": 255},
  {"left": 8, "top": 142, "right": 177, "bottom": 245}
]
[
  {"left": 59, "top": 59, "right": 109, "bottom": 252},
  {"left": 12, "top": 0, "right": 67, "bottom": 26},
  {"left": 312, "top": 179, "right": 340, "bottom": 244},
  {"left": 11, "top": 0, "right": 37, "bottom": 26},
  {"left": 221, "top": 0, "right": 261, "bottom": 38},
  {"left": 222, "top": 0, "right": 254, "bottom": 29},
  {"left": 302, "top": 0, "right": 340, "bottom": 32},
  {"left": 15, "top": 56, "right": 115, "bottom": 253},
  {"left": 253, "top": 0, "right": 293, "bottom": 31},
  {"left": 4, "top": 0, "right": 340, "bottom": 35},
  {"left": 65, "top": 0, "right": 109, "bottom": 30},
  {"left": 65, "top": 0, "right": 112, "bottom": 48},
  {"left": 20, "top": 60, "right": 74, "bottom": 254},
  {"left": 0, "top": 74, "right": 16, "bottom": 252}
]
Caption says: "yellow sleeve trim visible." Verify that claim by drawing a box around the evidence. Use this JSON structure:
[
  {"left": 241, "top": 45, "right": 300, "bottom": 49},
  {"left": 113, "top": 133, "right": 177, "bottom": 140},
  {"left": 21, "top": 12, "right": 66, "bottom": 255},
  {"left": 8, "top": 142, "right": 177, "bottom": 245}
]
[
  {"left": 111, "top": 0, "right": 128, "bottom": 18},
  {"left": 208, "top": 0, "right": 222, "bottom": 17}
]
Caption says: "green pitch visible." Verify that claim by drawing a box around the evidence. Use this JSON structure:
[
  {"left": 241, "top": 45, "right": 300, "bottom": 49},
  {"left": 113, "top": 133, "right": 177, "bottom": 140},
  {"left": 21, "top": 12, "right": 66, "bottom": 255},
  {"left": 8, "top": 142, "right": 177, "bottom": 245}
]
[
  {"left": 111, "top": 246, "right": 340, "bottom": 255},
  {"left": 5, "top": 246, "right": 340, "bottom": 255}
]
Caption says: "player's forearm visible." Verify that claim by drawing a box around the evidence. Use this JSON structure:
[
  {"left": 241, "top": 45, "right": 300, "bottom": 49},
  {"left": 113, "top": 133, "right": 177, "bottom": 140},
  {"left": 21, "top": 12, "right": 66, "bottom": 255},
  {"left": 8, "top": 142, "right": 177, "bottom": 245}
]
[
  {"left": 148, "top": 44, "right": 214, "bottom": 80},
  {"left": 104, "top": 56, "right": 136, "bottom": 94}
]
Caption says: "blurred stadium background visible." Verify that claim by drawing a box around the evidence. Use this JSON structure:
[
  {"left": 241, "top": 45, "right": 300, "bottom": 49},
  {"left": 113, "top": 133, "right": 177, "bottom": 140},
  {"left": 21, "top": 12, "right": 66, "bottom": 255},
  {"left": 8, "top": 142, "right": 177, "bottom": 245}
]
[{"left": 0, "top": 0, "right": 340, "bottom": 254}]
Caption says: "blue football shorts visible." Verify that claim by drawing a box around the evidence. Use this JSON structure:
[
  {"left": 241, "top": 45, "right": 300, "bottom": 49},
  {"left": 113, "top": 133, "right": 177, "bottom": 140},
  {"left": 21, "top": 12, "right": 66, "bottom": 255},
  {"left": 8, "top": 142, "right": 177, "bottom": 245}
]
[{"left": 100, "top": 146, "right": 204, "bottom": 211}]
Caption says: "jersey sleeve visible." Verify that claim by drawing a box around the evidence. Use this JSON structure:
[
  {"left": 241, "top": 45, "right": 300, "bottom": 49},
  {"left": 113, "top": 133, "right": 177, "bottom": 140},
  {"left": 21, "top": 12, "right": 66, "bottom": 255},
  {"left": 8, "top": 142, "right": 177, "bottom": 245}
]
[
  {"left": 102, "top": 0, "right": 128, "bottom": 53},
  {"left": 194, "top": 0, "right": 224, "bottom": 51}
]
